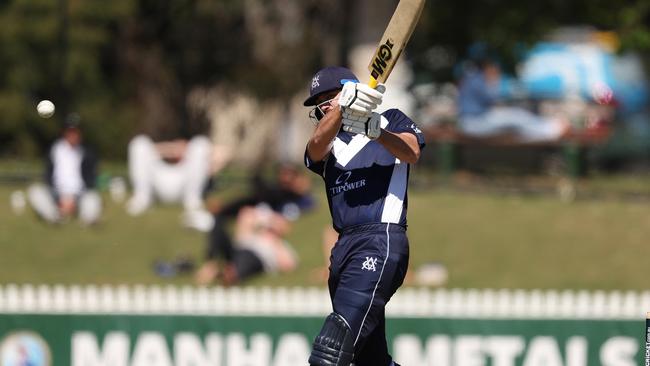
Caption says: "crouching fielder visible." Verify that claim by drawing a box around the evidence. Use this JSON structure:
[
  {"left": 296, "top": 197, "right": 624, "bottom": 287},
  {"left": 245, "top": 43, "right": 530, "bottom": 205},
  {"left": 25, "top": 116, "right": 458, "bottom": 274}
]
[
  {"left": 28, "top": 121, "right": 101, "bottom": 225},
  {"left": 302, "top": 66, "right": 425, "bottom": 366}
]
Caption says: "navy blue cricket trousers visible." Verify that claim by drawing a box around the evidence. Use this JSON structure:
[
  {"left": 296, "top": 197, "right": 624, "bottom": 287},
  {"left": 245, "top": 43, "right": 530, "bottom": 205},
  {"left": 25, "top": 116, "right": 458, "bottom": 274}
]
[{"left": 328, "top": 223, "right": 409, "bottom": 366}]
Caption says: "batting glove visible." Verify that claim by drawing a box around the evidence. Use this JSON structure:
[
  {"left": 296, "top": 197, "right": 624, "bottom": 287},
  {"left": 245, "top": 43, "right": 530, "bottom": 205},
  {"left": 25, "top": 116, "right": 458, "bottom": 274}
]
[
  {"left": 338, "top": 82, "right": 384, "bottom": 115},
  {"left": 342, "top": 112, "right": 382, "bottom": 140}
]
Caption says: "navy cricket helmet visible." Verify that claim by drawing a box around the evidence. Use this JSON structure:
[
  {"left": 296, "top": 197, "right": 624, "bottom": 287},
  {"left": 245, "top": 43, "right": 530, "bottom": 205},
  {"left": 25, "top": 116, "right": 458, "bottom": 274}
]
[{"left": 303, "top": 66, "right": 359, "bottom": 106}]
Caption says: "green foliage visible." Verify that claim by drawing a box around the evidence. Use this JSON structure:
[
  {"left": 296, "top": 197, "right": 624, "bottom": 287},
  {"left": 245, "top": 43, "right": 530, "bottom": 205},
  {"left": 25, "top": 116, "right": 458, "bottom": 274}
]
[
  {"left": 1, "top": 0, "right": 649, "bottom": 158},
  {"left": 411, "top": 0, "right": 650, "bottom": 77},
  {"left": 0, "top": 0, "right": 136, "bottom": 157}
]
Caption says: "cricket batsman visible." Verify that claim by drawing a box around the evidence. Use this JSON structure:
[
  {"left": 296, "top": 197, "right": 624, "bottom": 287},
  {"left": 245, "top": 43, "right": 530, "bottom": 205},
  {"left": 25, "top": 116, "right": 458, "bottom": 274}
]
[{"left": 303, "top": 66, "right": 425, "bottom": 366}]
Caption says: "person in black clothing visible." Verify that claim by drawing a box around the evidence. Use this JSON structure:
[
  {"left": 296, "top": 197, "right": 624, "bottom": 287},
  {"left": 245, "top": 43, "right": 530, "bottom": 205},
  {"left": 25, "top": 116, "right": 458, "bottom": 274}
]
[{"left": 195, "top": 163, "right": 315, "bottom": 285}]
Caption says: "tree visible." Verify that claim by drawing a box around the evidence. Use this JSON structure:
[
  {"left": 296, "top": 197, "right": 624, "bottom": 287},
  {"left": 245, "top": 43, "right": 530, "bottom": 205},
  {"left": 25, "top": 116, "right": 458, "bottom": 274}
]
[{"left": 1, "top": 0, "right": 648, "bottom": 160}]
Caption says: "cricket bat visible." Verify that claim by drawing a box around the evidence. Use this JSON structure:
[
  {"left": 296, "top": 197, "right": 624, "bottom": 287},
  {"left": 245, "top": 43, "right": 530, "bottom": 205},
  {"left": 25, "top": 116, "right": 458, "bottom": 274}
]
[{"left": 368, "top": 0, "right": 426, "bottom": 88}]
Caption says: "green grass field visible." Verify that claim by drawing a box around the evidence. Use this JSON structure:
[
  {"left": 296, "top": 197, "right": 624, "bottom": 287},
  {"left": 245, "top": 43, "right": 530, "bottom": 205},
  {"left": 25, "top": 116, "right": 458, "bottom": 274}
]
[{"left": 0, "top": 166, "right": 649, "bottom": 290}]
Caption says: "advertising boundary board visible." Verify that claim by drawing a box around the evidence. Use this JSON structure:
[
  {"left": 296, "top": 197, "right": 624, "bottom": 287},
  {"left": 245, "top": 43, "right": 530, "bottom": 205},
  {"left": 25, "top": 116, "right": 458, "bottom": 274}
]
[
  {"left": 1, "top": 285, "right": 649, "bottom": 365},
  {"left": 0, "top": 313, "right": 644, "bottom": 366}
]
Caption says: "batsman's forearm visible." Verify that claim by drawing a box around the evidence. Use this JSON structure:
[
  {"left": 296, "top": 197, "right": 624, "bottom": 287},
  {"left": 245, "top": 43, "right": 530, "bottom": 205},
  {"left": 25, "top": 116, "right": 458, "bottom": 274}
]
[
  {"left": 376, "top": 130, "right": 420, "bottom": 164},
  {"left": 307, "top": 109, "right": 343, "bottom": 162}
]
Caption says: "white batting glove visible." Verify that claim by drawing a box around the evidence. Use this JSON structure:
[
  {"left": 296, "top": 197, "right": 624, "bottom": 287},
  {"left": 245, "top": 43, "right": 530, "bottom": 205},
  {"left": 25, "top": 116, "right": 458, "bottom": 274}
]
[
  {"left": 338, "top": 82, "right": 384, "bottom": 115},
  {"left": 341, "top": 107, "right": 370, "bottom": 122},
  {"left": 342, "top": 112, "right": 382, "bottom": 140}
]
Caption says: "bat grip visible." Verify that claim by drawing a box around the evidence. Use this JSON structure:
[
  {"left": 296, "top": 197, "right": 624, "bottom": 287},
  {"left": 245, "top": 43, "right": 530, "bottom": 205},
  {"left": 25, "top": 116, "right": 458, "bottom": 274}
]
[{"left": 368, "top": 77, "right": 378, "bottom": 89}]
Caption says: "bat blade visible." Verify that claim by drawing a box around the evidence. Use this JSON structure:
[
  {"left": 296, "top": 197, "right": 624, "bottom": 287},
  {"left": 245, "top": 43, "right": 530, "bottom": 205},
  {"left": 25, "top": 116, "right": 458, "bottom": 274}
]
[{"left": 368, "top": 0, "right": 426, "bottom": 88}]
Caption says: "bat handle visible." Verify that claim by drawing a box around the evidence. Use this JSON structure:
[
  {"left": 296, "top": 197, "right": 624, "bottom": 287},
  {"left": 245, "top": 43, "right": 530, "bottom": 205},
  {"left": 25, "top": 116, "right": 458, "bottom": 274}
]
[{"left": 368, "top": 77, "right": 378, "bottom": 89}]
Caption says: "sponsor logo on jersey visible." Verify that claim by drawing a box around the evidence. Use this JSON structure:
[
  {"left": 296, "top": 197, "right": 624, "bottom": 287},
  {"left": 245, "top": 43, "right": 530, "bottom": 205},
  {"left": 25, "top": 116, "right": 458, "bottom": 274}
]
[
  {"left": 330, "top": 172, "right": 366, "bottom": 196},
  {"left": 370, "top": 39, "right": 394, "bottom": 80},
  {"left": 0, "top": 331, "right": 51, "bottom": 366},
  {"left": 335, "top": 171, "right": 352, "bottom": 184}
]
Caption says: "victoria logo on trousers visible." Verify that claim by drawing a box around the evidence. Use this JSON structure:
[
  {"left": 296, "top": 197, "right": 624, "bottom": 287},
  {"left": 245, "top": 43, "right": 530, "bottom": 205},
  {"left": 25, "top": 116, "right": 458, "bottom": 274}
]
[{"left": 362, "top": 257, "right": 378, "bottom": 272}]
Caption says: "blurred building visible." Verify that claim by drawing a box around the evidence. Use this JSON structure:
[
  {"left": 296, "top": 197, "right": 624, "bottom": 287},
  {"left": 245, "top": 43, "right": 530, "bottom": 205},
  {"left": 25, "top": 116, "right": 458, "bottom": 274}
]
[{"left": 518, "top": 27, "right": 650, "bottom": 168}]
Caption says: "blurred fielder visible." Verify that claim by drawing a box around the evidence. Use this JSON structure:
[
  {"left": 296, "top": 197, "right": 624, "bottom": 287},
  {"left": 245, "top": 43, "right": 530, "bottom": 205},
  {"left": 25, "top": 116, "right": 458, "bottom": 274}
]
[
  {"left": 27, "top": 118, "right": 101, "bottom": 225},
  {"left": 303, "top": 66, "right": 425, "bottom": 366}
]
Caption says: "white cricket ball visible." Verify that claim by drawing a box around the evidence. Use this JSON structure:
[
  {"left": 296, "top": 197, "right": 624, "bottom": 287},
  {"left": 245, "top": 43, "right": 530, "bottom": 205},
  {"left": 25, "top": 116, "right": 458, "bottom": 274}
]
[{"left": 37, "top": 100, "right": 55, "bottom": 118}]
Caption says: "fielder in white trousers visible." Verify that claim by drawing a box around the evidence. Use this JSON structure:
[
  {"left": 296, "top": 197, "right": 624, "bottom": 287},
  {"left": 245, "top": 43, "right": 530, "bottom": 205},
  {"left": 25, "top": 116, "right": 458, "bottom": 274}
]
[
  {"left": 27, "top": 184, "right": 102, "bottom": 225},
  {"left": 126, "top": 135, "right": 214, "bottom": 216}
]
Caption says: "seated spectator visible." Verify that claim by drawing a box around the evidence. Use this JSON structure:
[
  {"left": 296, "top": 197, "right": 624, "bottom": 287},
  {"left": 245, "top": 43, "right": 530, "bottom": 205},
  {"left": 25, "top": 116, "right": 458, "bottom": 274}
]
[
  {"left": 27, "top": 118, "right": 101, "bottom": 225},
  {"left": 194, "top": 163, "right": 315, "bottom": 285},
  {"left": 195, "top": 204, "right": 299, "bottom": 285},
  {"left": 457, "top": 59, "right": 571, "bottom": 143},
  {"left": 125, "top": 134, "right": 231, "bottom": 216}
]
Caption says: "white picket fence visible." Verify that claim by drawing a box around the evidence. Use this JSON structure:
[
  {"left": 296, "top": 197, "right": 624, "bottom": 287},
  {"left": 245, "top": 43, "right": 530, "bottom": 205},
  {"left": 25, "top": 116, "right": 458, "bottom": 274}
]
[{"left": 0, "top": 284, "right": 648, "bottom": 319}]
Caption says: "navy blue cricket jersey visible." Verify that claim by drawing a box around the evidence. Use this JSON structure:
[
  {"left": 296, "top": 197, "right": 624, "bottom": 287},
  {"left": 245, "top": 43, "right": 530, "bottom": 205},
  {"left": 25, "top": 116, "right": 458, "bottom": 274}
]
[{"left": 304, "top": 109, "right": 426, "bottom": 232}]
